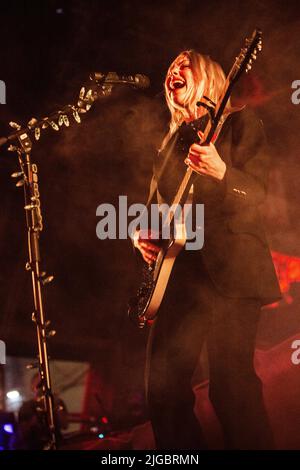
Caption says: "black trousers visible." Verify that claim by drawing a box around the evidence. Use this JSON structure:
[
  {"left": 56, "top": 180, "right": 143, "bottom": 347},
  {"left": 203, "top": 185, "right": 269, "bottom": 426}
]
[{"left": 145, "top": 251, "right": 274, "bottom": 450}]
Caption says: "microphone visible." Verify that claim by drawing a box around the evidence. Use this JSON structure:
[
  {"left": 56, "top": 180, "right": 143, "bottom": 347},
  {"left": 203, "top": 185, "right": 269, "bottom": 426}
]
[{"left": 90, "top": 71, "right": 150, "bottom": 89}]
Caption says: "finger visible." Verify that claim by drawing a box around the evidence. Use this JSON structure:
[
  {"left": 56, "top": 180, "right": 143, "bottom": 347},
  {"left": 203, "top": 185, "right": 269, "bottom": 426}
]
[
  {"left": 186, "top": 155, "right": 207, "bottom": 169},
  {"left": 188, "top": 154, "right": 201, "bottom": 166},
  {"left": 185, "top": 157, "right": 197, "bottom": 167},
  {"left": 188, "top": 149, "right": 201, "bottom": 159},
  {"left": 139, "top": 229, "right": 160, "bottom": 240},
  {"left": 139, "top": 248, "right": 159, "bottom": 262},
  {"left": 142, "top": 242, "right": 160, "bottom": 254},
  {"left": 140, "top": 242, "right": 160, "bottom": 253},
  {"left": 141, "top": 247, "right": 155, "bottom": 259},
  {"left": 189, "top": 143, "right": 209, "bottom": 155},
  {"left": 188, "top": 150, "right": 208, "bottom": 162},
  {"left": 197, "top": 130, "right": 205, "bottom": 140},
  {"left": 185, "top": 159, "right": 208, "bottom": 175},
  {"left": 143, "top": 255, "right": 153, "bottom": 265},
  {"left": 143, "top": 252, "right": 157, "bottom": 264}
]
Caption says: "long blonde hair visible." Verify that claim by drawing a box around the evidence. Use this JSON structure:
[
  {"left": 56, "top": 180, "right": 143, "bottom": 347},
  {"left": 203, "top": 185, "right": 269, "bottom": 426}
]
[{"left": 164, "top": 50, "right": 229, "bottom": 135}]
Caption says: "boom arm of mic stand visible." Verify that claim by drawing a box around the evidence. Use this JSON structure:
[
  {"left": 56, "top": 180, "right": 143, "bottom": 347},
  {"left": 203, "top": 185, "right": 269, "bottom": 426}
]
[{"left": 0, "top": 80, "right": 112, "bottom": 150}]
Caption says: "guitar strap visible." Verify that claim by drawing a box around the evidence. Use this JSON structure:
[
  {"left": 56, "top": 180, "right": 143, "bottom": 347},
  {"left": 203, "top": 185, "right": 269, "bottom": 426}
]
[{"left": 145, "top": 130, "right": 179, "bottom": 208}]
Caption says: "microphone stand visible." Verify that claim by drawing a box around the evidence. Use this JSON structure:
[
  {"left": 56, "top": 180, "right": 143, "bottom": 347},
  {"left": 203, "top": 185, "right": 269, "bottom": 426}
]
[
  {"left": 1, "top": 74, "right": 146, "bottom": 448},
  {"left": 4, "top": 82, "right": 112, "bottom": 450},
  {"left": 14, "top": 132, "right": 57, "bottom": 449}
]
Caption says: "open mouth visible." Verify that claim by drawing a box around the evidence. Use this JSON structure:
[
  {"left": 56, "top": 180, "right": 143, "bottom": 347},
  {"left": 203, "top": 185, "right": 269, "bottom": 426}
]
[{"left": 169, "top": 79, "right": 185, "bottom": 90}]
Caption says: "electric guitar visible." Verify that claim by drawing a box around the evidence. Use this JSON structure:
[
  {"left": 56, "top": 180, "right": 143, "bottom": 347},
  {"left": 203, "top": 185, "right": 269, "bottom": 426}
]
[{"left": 128, "top": 28, "right": 263, "bottom": 328}]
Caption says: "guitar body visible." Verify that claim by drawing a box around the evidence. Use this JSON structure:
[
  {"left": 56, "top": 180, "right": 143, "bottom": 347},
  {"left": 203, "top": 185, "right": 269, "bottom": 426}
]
[{"left": 128, "top": 224, "right": 186, "bottom": 328}]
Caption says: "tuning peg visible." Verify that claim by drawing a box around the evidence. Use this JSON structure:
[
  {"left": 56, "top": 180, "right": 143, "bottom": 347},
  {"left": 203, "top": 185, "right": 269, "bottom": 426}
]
[
  {"left": 34, "top": 127, "right": 41, "bottom": 140},
  {"left": 58, "top": 115, "right": 64, "bottom": 126},
  {"left": 15, "top": 179, "right": 25, "bottom": 187},
  {"left": 9, "top": 121, "right": 21, "bottom": 130}
]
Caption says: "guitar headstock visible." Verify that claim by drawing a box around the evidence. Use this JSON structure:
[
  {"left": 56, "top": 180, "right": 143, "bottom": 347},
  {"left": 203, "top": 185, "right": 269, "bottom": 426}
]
[{"left": 229, "top": 28, "right": 263, "bottom": 84}]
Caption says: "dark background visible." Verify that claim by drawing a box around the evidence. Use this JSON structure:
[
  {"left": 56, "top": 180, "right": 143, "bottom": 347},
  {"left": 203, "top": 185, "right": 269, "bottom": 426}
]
[{"left": 0, "top": 0, "right": 299, "bottom": 419}]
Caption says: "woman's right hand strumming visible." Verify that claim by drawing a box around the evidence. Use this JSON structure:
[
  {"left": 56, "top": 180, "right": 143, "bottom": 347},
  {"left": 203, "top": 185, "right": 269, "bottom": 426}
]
[{"left": 133, "top": 230, "right": 161, "bottom": 265}]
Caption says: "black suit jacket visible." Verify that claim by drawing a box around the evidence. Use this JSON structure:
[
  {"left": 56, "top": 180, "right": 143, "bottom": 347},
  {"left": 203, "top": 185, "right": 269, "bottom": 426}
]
[{"left": 152, "top": 107, "right": 281, "bottom": 305}]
